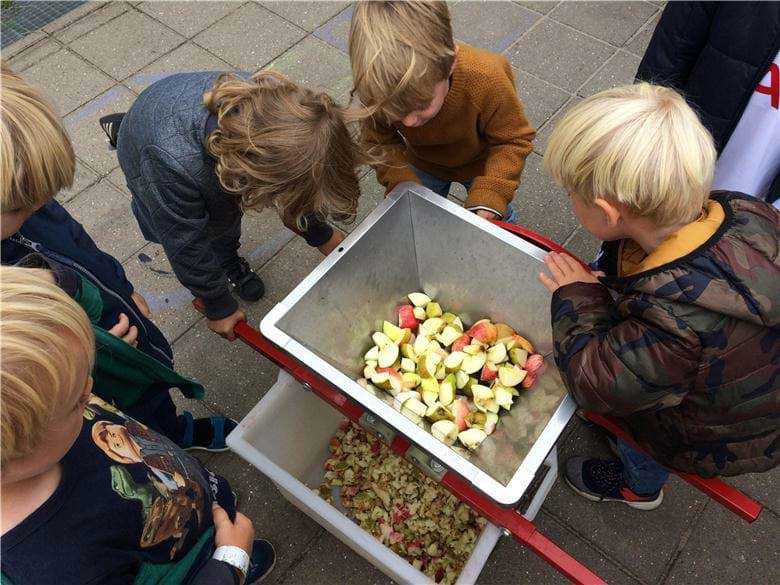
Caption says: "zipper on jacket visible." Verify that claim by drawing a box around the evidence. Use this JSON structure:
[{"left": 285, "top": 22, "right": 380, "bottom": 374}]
[{"left": 9, "top": 233, "right": 173, "bottom": 363}]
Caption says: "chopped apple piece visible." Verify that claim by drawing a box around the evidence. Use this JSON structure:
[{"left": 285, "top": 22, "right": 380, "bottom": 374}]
[
  {"left": 451, "top": 398, "right": 471, "bottom": 431},
  {"left": 393, "top": 391, "right": 420, "bottom": 411},
  {"left": 420, "top": 377, "right": 440, "bottom": 406},
  {"left": 378, "top": 367, "right": 404, "bottom": 394},
  {"left": 521, "top": 373, "right": 537, "bottom": 389},
  {"left": 372, "top": 331, "right": 393, "bottom": 348},
  {"left": 364, "top": 345, "right": 380, "bottom": 362},
  {"left": 486, "top": 343, "right": 507, "bottom": 364},
  {"left": 484, "top": 413, "right": 499, "bottom": 435},
  {"left": 431, "top": 420, "right": 459, "bottom": 446},
  {"left": 413, "top": 306, "right": 427, "bottom": 321},
  {"left": 397, "top": 305, "right": 419, "bottom": 330},
  {"left": 363, "top": 361, "right": 377, "bottom": 379},
  {"left": 413, "top": 334, "right": 431, "bottom": 356},
  {"left": 465, "top": 411, "right": 486, "bottom": 429},
  {"left": 439, "top": 374, "right": 456, "bottom": 405},
  {"left": 494, "top": 385, "right": 514, "bottom": 410},
  {"left": 425, "top": 302, "right": 443, "bottom": 318},
  {"left": 418, "top": 350, "right": 443, "bottom": 378},
  {"left": 426, "top": 403, "right": 454, "bottom": 423},
  {"left": 400, "top": 357, "right": 416, "bottom": 372},
  {"left": 435, "top": 363, "right": 446, "bottom": 381},
  {"left": 462, "top": 344, "right": 482, "bottom": 356},
  {"left": 480, "top": 362, "right": 498, "bottom": 382},
  {"left": 472, "top": 385, "right": 494, "bottom": 412},
  {"left": 455, "top": 370, "right": 470, "bottom": 389},
  {"left": 400, "top": 343, "right": 416, "bottom": 360},
  {"left": 382, "top": 320, "right": 402, "bottom": 341},
  {"left": 461, "top": 352, "right": 486, "bottom": 374},
  {"left": 497, "top": 336, "right": 516, "bottom": 350},
  {"left": 370, "top": 371, "right": 390, "bottom": 388},
  {"left": 458, "top": 428, "right": 487, "bottom": 450},
  {"left": 444, "top": 351, "right": 465, "bottom": 370},
  {"left": 378, "top": 343, "right": 400, "bottom": 368},
  {"left": 401, "top": 372, "right": 421, "bottom": 388},
  {"left": 400, "top": 407, "right": 423, "bottom": 424},
  {"left": 512, "top": 334, "right": 534, "bottom": 353},
  {"left": 408, "top": 292, "right": 431, "bottom": 307},
  {"left": 498, "top": 364, "right": 527, "bottom": 387},
  {"left": 495, "top": 323, "right": 515, "bottom": 340},
  {"left": 466, "top": 319, "right": 498, "bottom": 344},
  {"left": 459, "top": 375, "right": 477, "bottom": 397},
  {"left": 419, "top": 317, "right": 445, "bottom": 337},
  {"left": 525, "top": 353, "right": 546, "bottom": 375},
  {"left": 451, "top": 334, "right": 471, "bottom": 353},
  {"left": 404, "top": 397, "right": 428, "bottom": 418},
  {"left": 436, "top": 325, "right": 462, "bottom": 347},
  {"left": 509, "top": 347, "right": 528, "bottom": 367}
]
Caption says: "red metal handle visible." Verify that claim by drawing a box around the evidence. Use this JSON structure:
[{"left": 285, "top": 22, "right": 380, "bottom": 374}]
[
  {"left": 582, "top": 412, "right": 762, "bottom": 523},
  {"left": 492, "top": 220, "right": 590, "bottom": 269}
]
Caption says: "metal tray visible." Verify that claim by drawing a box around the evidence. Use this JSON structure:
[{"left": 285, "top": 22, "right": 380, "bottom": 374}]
[{"left": 260, "top": 184, "right": 575, "bottom": 505}]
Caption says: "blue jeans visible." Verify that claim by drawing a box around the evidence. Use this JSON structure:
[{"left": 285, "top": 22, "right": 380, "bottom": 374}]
[
  {"left": 617, "top": 438, "right": 669, "bottom": 495},
  {"left": 411, "top": 166, "right": 519, "bottom": 223}
]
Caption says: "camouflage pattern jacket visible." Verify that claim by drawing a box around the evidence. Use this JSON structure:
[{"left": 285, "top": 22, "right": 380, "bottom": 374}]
[{"left": 551, "top": 192, "right": 779, "bottom": 477}]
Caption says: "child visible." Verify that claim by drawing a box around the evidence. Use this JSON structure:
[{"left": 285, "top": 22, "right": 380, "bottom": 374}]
[
  {"left": 348, "top": 0, "right": 535, "bottom": 222},
  {"left": 0, "top": 65, "right": 232, "bottom": 451},
  {"left": 539, "top": 83, "right": 779, "bottom": 509},
  {"left": 0, "top": 266, "right": 275, "bottom": 584},
  {"left": 105, "top": 70, "right": 361, "bottom": 340}
]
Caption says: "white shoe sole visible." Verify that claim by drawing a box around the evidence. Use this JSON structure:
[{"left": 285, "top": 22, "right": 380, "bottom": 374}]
[{"left": 564, "top": 475, "right": 664, "bottom": 511}]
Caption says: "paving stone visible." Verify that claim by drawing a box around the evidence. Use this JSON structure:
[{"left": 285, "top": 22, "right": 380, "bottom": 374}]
[
  {"left": 121, "top": 243, "right": 203, "bottom": 342},
  {"left": 56, "top": 159, "right": 101, "bottom": 205},
  {"left": 563, "top": 226, "right": 601, "bottom": 263},
  {"left": 515, "top": 152, "right": 578, "bottom": 244},
  {"left": 136, "top": 0, "right": 241, "bottom": 37},
  {"left": 51, "top": 1, "right": 131, "bottom": 44},
  {"left": 728, "top": 466, "right": 780, "bottom": 516},
  {"left": 237, "top": 208, "right": 296, "bottom": 271},
  {"left": 6, "top": 37, "right": 61, "bottom": 73},
  {"left": 70, "top": 10, "right": 185, "bottom": 80},
  {"left": 579, "top": 50, "right": 642, "bottom": 97},
  {"left": 515, "top": 0, "right": 561, "bottom": 15},
  {"left": 544, "top": 418, "right": 709, "bottom": 584},
  {"left": 124, "top": 42, "right": 232, "bottom": 93},
  {"left": 263, "top": 36, "right": 352, "bottom": 97},
  {"left": 193, "top": 3, "right": 306, "bottom": 71},
  {"left": 259, "top": 0, "right": 350, "bottom": 32},
  {"left": 42, "top": 1, "right": 106, "bottom": 34},
  {"left": 312, "top": 3, "right": 352, "bottom": 54},
  {"left": 2, "top": 29, "right": 47, "bottom": 59},
  {"left": 534, "top": 95, "right": 583, "bottom": 155},
  {"left": 478, "top": 510, "right": 642, "bottom": 584},
  {"left": 23, "top": 49, "right": 114, "bottom": 116},
  {"left": 451, "top": 0, "right": 539, "bottom": 53},
  {"left": 625, "top": 11, "right": 659, "bottom": 58},
  {"left": 105, "top": 166, "right": 131, "bottom": 197},
  {"left": 549, "top": 0, "right": 658, "bottom": 47},
  {"left": 64, "top": 181, "right": 148, "bottom": 262},
  {"left": 276, "top": 531, "right": 393, "bottom": 585},
  {"left": 513, "top": 68, "right": 572, "bottom": 131},
  {"left": 665, "top": 503, "right": 780, "bottom": 585},
  {"left": 507, "top": 19, "right": 614, "bottom": 93},
  {"left": 203, "top": 452, "right": 327, "bottom": 583},
  {"left": 64, "top": 84, "right": 136, "bottom": 175},
  {"left": 336, "top": 170, "right": 386, "bottom": 232}
]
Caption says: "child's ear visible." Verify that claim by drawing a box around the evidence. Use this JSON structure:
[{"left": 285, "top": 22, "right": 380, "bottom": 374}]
[{"left": 594, "top": 197, "right": 622, "bottom": 227}]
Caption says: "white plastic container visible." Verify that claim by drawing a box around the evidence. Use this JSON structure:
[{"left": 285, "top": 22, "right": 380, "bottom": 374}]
[{"left": 228, "top": 371, "right": 503, "bottom": 585}]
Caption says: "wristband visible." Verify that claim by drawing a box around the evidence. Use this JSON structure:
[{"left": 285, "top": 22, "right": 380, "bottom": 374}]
[{"left": 213, "top": 545, "right": 250, "bottom": 582}]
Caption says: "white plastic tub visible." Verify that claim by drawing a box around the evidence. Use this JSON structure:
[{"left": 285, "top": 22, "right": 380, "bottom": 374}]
[{"left": 228, "top": 370, "right": 503, "bottom": 584}]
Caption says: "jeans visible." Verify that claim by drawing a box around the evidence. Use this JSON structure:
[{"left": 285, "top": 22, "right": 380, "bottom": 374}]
[
  {"left": 617, "top": 438, "right": 669, "bottom": 495},
  {"left": 411, "top": 166, "right": 519, "bottom": 224}
]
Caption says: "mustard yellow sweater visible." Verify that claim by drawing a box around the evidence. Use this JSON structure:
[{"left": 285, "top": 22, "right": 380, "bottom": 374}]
[{"left": 362, "top": 43, "right": 536, "bottom": 216}]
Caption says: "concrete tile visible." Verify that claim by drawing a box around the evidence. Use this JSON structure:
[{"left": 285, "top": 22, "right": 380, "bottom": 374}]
[
  {"left": 625, "top": 11, "right": 659, "bottom": 58},
  {"left": 70, "top": 10, "right": 185, "bottom": 80},
  {"left": 335, "top": 170, "right": 385, "bottom": 233},
  {"left": 6, "top": 38, "right": 61, "bottom": 73},
  {"left": 64, "top": 181, "right": 148, "bottom": 263},
  {"left": 64, "top": 84, "right": 136, "bottom": 175},
  {"left": 193, "top": 3, "right": 306, "bottom": 71},
  {"left": 513, "top": 68, "right": 571, "bottom": 131},
  {"left": 263, "top": 36, "right": 352, "bottom": 97},
  {"left": 666, "top": 504, "right": 780, "bottom": 585},
  {"left": 544, "top": 419, "right": 709, "bottom": 584},
  {"left": 136, "top": 1, "right": 241, "bottom": 37},
  {"left": 534, "top": 95, "right": 583, "bottom": 155},
  {"left": 23, "top": 49, "right": 114, "bottom": 116},
  {"left": 728, "top": 466, "right": 780, "bottom": 516},
  {"left": 515, "top": 152, "right": 577, "bottom": 244},
  {"left": 52, "top": 1, "right": 130, "bottom": 44},
  {"left": 124, "top": 42, "right": 232, "bottom": 94},
  {"left": 56, "top": 159, "right": 101, "bottom": 205},
  {"left": 203, "top": 452, "right": 326, "bottom": 583},
  {"left": 277, "top": 531, "right": 393, "bottom": 585},
  {"left": 2, "top": 30, "right": 47, "bottom": 59},
  {"left": 515, "top": 1, "right": 561, "bottom": 15},
  {"left": 451, "top": 1, "right": 540, "bottom": 53},
  {"left": 259, "top": 0, "right": 350, "bottom": 33},
  {"left": 507, "top": 19, "right": 614, "bottom": 93},
  {"left": 42, "top": 2, "right": 106, "bottom": 34},
  {"left": 579, "top": 50, "right": 642, "bottom": 97},
  {"left": 563, "top": 227, "right": 601, "bottom": 263},
  {"left": 478, "top": 510, "right": 642, "bottom": 585},
  {"left": 550, "top": 0, "right": 658, "bottom": 47},
  {"left": 237, "top": 208, "right": 296, "bottom": 271},
  {"left": 122, "top": 243, "right": 203, "bottom": 342},
  {"left": 105, "top": 166, "right": 131, "bottom": 197},
  {"left": 312, "top": 3, "right": 352, "bottom": 54}
]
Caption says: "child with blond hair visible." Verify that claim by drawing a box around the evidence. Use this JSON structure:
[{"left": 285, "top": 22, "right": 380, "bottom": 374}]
[
  {"left": 0, "top": 266, "right": 275, "bottom": 584},
  {"left": 106, "top": 70, "right": 362, "bottom": 340},
  {"left": 348, "top": 0, "right": 535, "bottom": 222},
  {"left": 539, "top": 83, "right": 779, "bottom": 509}
]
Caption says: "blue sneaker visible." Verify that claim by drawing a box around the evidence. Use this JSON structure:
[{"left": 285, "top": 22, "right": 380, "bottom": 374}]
[
  {"left": 246, "top": 539, "right": 276, "bottom": 583},
  {"left": 564, "top": 457, "right": 664, "bottom": 511},
  {"left": 180, "top": 413, "right": 238, "bottom": 452}
]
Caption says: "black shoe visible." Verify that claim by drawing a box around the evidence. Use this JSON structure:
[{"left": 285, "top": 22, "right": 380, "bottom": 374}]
[
  {"left": 226, "top": 258, "right": 265, "bottom": 302},
  {"left": 246, "top": 539, "right": 276, "bottom": 583},
  {"left": 564, "top": 457, "right": 664, "bottom": 510},
  {"left": 99, "top": 112, "right": 125, "bottom": 149},
  {"left": 179, "top": 412, "right": 237, "bottom": 452}
]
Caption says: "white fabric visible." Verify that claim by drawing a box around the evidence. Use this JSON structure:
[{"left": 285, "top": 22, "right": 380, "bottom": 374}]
[{"left": 713, "top": 50, "right": 780, "bottom": 207}]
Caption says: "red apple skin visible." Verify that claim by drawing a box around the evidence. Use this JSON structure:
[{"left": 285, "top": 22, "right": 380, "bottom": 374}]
[
  {"left": 521, "top": 373, "right": 536, "bottom": 389},
  {"left": 397, "top": 305, "right": 419, "bottom": 330},
  {"left": 467, "top": 319, "right": 498, "bottom": 344},
  {"left": 451, "top": 334, "right": 471, "bottom": 353},
  {"left": 525, "top": 353, "right": 545, "bottom": 375},
  {"left": 480, "top": 364, "right": 498, "bottom": 382},
  {"left": 377, "top": 366, "right": 401, "bottom": 381},
  {"left": 452, "top": 398, "right": 471, "bottom": 431}
]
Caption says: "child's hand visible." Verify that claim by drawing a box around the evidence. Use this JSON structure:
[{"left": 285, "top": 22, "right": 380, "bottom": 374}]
[
  {"left": 539, "top": 252, "right": 602, "bottom": 293},
  {"left": 131, "top": 291, "right": 152, "bottom": 318},
  {"left": 108, "top": 313, "right": 139, "bottom": 347},
  {"left": 213, "top": 503, "right": 254, "bottom": 555},
  {"left": 475, "top": 210, "right": 499, "bottom": 220},
  {"left": 208, "top": 309, "right": 246, "bottom": 341},
  {"left": 318, "top": 230, "right": 345, "bottom": 256}
]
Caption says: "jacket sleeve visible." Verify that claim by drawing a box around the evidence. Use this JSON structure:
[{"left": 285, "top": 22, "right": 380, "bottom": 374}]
[
  {"left": 361, "top": 118, "right": 420, "bottom": 193},
  {"left": 466, "top": 62, "right": 535, "bottom": 217},
  {"left": 551, "top": 282, "right": 701, "bottom": 416},
  {"left": 188, "top": 559, "right": 240, "bottom": 585},
  {"left": 635, "top": 1, "right": 717, "bottom": 89},
  {"left": 284, "top": 212, "right": 334, "bottom": 248},
  {"left": 142, "top": 146, "right": 238, "bottom": 320}
]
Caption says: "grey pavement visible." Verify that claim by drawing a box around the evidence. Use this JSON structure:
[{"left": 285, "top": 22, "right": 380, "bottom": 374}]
[{"left": 4, "top": 1, "right": 778, "bottom": 584}]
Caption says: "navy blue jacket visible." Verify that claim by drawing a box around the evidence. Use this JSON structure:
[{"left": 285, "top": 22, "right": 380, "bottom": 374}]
[{"left": 1, "top": 200, "right": 173, "bottom": 367}]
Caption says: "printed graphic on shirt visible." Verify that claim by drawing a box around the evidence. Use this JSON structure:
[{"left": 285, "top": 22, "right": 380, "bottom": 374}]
[{"left": 85, "top": 396, "right": 209, "bottom": 559}]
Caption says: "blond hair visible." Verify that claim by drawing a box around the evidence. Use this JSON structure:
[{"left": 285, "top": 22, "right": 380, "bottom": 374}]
[
  {"left": 349, "top": 0, "right": 455, "bottom": 123},
  {"left": 0, "top": 62, "right": 75, "bottom": 212},
  {"left": 204, "top": 71, "right": 361, "bottom": 228},
  {"left": 544, "top": 83, "right": 716, "bottom": 226},
  {"left": 0, "top": 266, "right": 95, "bottom": 465}
]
